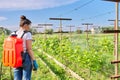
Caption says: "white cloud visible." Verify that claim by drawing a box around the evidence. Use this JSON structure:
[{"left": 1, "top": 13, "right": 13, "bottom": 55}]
[
  {"left": 0, "top": 17, "right": 7, "bottom": 21},
  {"left": 0, "top": 0, "right": 79, "bottom": 10}
]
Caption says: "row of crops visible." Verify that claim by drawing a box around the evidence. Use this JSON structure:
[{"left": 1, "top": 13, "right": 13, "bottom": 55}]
[
  {"left": 0, "top": 33, "right": 116, "bottom": 80},
  {"left": 32, "top": 34, "right": 115, "bottom": 80}
]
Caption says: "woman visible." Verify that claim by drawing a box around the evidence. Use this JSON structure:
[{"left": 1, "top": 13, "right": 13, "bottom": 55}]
[{"left": 13, "top": 15, "right": 38, "bottom": 80}]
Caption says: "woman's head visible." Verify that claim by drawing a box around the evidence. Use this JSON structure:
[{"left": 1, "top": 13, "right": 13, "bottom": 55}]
[{"left": 20, "top": 15, "right": 32, "bottom": 31}]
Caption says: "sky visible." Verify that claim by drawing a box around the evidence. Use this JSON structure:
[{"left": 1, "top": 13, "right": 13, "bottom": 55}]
[{"left": 0, "top": 0, "right": 119, "bottom": 31}]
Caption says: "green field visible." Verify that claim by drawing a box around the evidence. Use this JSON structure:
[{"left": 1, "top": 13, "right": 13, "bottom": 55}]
[{"left": 0, "top": 33, "right": 119, "bottom": 80}]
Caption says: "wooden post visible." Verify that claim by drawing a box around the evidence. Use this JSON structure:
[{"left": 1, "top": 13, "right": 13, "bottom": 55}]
[
  {"left": 60, "top": 20, "right": 62, "bottom": 40},
  {"left": 103, "top": 0, "right": 120, "bottom": 79},
  {"left": 82, "top": 23, "right": 93, "bottom": 46},
  {"left": 67, "top": 25, "right": 75, "bottom": 40},
  {"left": 49, "top": 18, "right": 72, "bottom": 40},
  {"left": 86, "top": 24, "right": 89, "bottom": 40},
  {"left": 56, "top": 27, "right": 63, "bottom": 39},
  {"left": 114, "top": 2, "right": 119, "bottom": 79},
  {"left": 49, "top": 18, "right": 72, "bottom": 59},
  {"left": 38, "top": 24, "right": 53, "bottom": 39}
]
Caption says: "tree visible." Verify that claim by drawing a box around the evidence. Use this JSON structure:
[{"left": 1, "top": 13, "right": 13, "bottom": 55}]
[
  {"left": 76, "top": 29, "right": 83, "bottom": 34},
  {"left": 4, "top": 28, "right": 11, "bottom": 35},
  {"left": 101, "top": 26, "right": 114, "bottom": 33},
  {"left": 0, "top": 27, "right": 11, "bottom": 35},
  {"left": 30, "top": 28, "right": 37, "bottom": 35},
  {"left": 45, "top": 29, "right": 53, "bottom": 34}
]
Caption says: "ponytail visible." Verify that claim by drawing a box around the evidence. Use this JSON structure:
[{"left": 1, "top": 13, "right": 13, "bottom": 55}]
[{"left": 20, "top": 15, "right": 31, "bottom": 27}]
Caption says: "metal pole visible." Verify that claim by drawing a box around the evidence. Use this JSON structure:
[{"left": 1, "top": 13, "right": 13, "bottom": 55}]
[{"left": 115, "top": 2, "right": 119, "bottom": 80}]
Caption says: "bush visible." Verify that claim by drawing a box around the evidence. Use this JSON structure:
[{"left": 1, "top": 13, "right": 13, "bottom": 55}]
[
  {"left": 76, "top": 30, "right": 82, "bottom": 34},
  {"left": 45, "top": 29, "right": 53, "bottom": 34}
]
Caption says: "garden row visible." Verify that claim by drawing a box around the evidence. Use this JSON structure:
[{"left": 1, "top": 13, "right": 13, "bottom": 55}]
[{"left": 33, "top": 34, "right": 114, "bottom": 80}]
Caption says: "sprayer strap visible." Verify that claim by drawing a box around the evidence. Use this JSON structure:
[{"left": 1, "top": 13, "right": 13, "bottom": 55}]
[
  {"left": 21, "top": 31, "right": 28, "bottom": 38},
  {"left": 14, "top": 31, "right": 17, "bottom": 34},
  {"left": 14, "top": 30, "right": 29, "bottom": 38}
]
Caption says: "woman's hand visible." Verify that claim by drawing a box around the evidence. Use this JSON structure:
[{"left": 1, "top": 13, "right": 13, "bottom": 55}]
[{"left": 33, "top": 60, "right": 38, "bottom": 71}]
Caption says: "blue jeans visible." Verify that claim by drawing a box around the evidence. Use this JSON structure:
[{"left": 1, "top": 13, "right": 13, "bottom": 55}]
[{"left": 13, "top": 52, "right": 32, "bottom": 80}]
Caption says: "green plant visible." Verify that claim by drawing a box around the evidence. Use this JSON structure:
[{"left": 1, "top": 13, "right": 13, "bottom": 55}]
[{"left": 33, "top": 34, "right": 114, "bottom": 80}]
